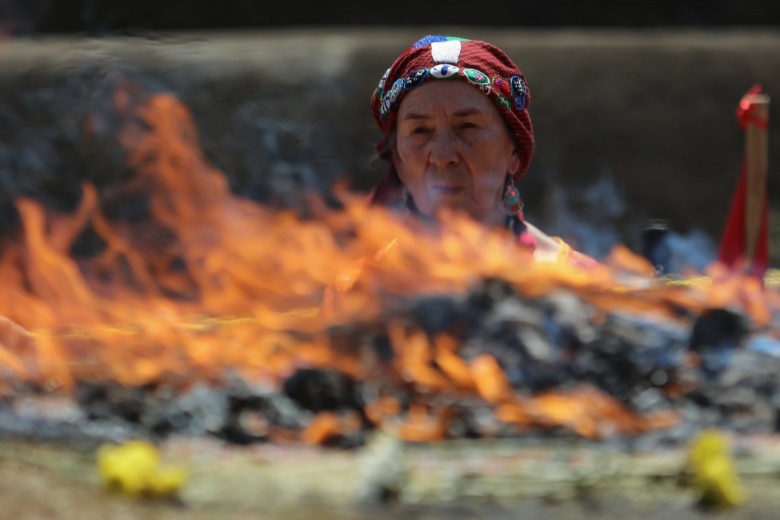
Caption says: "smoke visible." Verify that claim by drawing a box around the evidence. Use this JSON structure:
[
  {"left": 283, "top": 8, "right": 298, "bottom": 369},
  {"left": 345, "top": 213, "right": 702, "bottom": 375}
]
[
  {"left": 666, "top": 229, "right": 717, "bottom": 273},
  {"left": 0, "top": 51, "right": 719, "bottom": 272},
  {"left": 533, "top": 172, "right": 716, "bottom": 272},
  {"left": 539, "top": 174, "right": 626, "bottom": 260},
  {"left": 0, "top": 61, "right": 351, "bottom": 235}
]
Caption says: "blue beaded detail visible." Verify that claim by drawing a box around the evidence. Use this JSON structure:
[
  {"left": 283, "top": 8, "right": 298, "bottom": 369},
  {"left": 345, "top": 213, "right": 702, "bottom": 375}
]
[
  {"left": 510, "top": 76, "right": 527, "bottom": 98},
  {"left": 404, "top": 68, "right": 429, "bottom": 90},
  {"left": 379, "top": 78, "right": 405, "bottom": 117},
  {"left": 412, "top": 34, "right": 470, "bottom": 49},
  {"left": 429, "top": 64, "right": 460, "bottom": 78}
]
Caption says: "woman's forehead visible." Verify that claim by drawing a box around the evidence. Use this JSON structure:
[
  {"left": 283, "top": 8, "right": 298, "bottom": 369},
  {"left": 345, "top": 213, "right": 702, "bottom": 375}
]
[{"left": 397, "top": 81, "right": 499, "bottom": 120}]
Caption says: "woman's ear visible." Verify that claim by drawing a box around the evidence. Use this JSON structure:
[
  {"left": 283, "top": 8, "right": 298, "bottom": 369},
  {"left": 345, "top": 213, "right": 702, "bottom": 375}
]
[{"left": 508, "top": 147, "right": 522, "bottom": 177}]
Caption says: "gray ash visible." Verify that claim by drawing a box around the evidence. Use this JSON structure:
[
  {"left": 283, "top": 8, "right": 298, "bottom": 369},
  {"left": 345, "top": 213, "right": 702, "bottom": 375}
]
[{"left": 1, "top": 275, "right": 778, "bottom": 449}]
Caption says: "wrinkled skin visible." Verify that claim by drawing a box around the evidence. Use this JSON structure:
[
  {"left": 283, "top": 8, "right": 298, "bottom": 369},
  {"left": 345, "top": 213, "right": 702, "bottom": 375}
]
[{"left": 392, "top": 80, "right": 521, "bottom": 227}]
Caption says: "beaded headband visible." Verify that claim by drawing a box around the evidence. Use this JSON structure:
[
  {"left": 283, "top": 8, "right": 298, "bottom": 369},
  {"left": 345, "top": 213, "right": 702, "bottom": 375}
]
[{"left": 370, "top": 35, "right": 534, "bottom": 180}]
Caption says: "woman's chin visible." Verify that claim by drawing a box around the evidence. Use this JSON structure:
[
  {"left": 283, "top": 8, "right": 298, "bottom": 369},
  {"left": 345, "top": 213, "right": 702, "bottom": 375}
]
[
  {"left": 427, "top": 199, "right": 470, "bottom": 215},
  {"left": 429, "top": 202, "right": 491, "bottom": 223}
]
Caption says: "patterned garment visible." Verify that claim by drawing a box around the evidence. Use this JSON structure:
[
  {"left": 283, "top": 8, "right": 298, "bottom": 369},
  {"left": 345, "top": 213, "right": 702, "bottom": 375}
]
[{"left": 370, "top": 35, "right": 534, "bottom": 182}]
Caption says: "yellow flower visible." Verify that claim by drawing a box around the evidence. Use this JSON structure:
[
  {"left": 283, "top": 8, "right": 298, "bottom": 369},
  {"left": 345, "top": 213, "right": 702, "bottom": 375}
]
[
  {"left": 685, "top": 429, "right": 744, "bottom": 509},
  {"left": 97, "top": 439, "right": 187, "bottom": 498}
]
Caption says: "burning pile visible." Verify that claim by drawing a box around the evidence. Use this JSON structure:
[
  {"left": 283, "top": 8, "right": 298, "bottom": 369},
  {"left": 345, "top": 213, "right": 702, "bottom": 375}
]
[{"left": 1, "top": 75, "right": 779, "bottom": 448}]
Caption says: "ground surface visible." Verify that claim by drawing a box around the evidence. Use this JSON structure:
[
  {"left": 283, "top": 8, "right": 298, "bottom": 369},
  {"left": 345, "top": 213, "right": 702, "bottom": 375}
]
[{"left": 3, "top": 435, "right": 780, "bottom": 519}]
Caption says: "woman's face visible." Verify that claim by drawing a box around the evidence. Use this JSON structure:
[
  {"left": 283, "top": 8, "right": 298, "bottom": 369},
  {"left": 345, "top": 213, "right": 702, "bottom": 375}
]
[{"left": 393, "top": 80, "right": 521, "bottom": 225}]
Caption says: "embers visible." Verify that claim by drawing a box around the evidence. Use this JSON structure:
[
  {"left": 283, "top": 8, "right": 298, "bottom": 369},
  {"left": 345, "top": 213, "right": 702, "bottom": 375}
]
[
  {"left": 282, "top": 367, "right": 363, "bottom": 415},
  {"left": 689, "top": 308, "right": 748, "bottom": 379},
  {"left": 3, "top": 275, "right": 777, "bottom": 448},
  {"left": 74, "top": 378, "right": 308, "bottom": 445}
]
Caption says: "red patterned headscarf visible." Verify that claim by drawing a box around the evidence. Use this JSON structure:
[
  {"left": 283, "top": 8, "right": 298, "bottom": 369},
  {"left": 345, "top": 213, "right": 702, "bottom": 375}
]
[{"left": 369, "top": 35, "right": 534, "bottom": 204}]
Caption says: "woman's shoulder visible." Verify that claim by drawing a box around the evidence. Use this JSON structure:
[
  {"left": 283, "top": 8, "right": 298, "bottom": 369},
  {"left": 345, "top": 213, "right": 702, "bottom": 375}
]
[
  {"left": 525, "top": 221, "right": 601, "bottom": 269},
  {"left": 524, "top": 221, "right": 560, "bottom": 261}
]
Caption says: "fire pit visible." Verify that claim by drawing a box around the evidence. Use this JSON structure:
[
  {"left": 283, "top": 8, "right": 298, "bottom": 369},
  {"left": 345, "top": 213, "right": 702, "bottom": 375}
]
[
  {"left": 0, "top": 60, "right": 777, "bottom": 444},
  {"left": 2, "top": 34, "right": 780, "bottom": 518}
]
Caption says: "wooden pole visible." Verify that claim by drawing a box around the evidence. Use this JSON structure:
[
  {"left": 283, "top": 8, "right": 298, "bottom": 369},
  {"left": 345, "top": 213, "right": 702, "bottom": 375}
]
[{"left": 744, "top": 94, "right": 770, "bottom": 269}]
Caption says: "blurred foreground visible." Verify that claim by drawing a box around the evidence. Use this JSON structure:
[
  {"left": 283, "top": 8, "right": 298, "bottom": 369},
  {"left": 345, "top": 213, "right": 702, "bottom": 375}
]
[{"left": 4, "top": 436, "right": 780, "bottom": 519}]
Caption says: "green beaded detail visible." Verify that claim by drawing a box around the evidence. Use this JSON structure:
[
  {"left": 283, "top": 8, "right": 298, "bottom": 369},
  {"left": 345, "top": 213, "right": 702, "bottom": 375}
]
[
  {"left": 495, "top": 95, "right": 511, "bottom": 110},
  {"left": 463, "top": 68, "right": 490, "bottom": 86}
]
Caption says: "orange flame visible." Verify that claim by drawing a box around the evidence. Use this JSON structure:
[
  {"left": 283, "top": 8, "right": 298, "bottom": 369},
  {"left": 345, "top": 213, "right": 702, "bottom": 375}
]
[
  {"left": 496, "top": 384, "right": 677, "bottom": 438},
  {"left": 0, "top": 82, "right": 775, "bottom": 443}
]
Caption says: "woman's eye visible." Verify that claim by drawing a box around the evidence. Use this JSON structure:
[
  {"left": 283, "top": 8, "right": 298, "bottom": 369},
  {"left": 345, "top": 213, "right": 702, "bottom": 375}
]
[
  {"left": 459, "top": 122, "right": 477, "bottom": 130},
  {"left": 411, "top": 127, "right": 430, "bottom": 135}
]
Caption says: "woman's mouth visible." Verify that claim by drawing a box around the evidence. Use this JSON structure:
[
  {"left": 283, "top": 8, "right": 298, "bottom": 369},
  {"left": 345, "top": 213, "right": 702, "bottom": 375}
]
[{"left": 432, "top": 184, "right": 465, "bottom": 196}]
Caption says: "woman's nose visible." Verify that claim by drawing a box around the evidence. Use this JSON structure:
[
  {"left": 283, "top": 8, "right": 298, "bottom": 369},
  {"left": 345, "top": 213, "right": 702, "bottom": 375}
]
[{"left": 428, "top": 130, "right": 459, "bottom": 168}]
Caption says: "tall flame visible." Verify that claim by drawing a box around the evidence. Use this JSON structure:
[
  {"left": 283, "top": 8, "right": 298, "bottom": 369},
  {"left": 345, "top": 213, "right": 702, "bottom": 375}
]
[{"left": 0, "top": 79, "right": 774, "bottom": 441}]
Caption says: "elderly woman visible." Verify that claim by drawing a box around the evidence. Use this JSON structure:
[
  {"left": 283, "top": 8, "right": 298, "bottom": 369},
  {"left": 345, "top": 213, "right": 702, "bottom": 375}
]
[
  {"left": 366, "top": 34, "right": 584, "bottom": 262},
  {"left": 321, "top": 36, "right": 596, "bottom": 315}
]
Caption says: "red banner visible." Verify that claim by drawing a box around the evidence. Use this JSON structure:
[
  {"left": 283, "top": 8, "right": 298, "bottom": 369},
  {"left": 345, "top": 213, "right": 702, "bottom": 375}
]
[{"left": 717, "top": 84, "right": 769, "bottom": 279}]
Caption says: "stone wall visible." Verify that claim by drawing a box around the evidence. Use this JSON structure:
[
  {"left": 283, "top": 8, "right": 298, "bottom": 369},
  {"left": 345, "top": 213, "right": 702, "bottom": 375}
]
[{"left": 1, "top": 28, "right": 778, "bottom": 262}]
